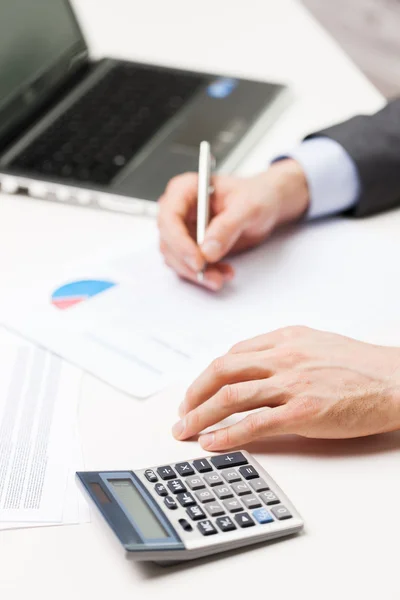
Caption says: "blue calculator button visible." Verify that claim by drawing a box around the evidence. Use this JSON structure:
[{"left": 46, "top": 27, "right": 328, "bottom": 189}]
[{"left": 253, "top": 508, "right": 274, "bottom": 524}]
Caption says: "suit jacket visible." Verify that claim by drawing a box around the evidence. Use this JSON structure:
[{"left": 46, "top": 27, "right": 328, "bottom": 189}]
[{"left": 308, "top": 99, "right": 400, "bottom": 217}]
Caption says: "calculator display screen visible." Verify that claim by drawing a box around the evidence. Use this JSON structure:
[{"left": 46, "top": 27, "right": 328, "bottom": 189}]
[{"left": 109, "top": 479, "right": 168, "bottom": 539}]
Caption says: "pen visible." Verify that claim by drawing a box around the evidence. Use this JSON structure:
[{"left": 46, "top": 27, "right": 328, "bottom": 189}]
[{"left": 196, "top": 141, "right": 214, "bottom": 283}]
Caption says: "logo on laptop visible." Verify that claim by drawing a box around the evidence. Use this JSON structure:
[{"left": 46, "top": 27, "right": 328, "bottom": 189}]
[{"left": 207, "top": 78, "right": 238, "bottom": 99}]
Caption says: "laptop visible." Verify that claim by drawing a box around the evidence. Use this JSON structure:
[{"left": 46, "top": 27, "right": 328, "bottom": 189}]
[{"left": 0, "top": 0, "right": 290, "bottom": 216}]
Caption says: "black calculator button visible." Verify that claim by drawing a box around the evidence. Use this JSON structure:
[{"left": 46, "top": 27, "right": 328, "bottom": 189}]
[
  {"left": 178, "top": 518, "right": 193, "bottom": 532},
  {"left": 164, "top": 496, "right": 178, "bottom": 510},
  {"left": 249, "top": 478, "right": 269, "bottom": 493},
  {"left": 271, "top": 505, "right": 292, "bottom": 520},
  {"left": 239, "top": 465, "right": 259, "bottom": 480},
  {"left": 211, "top": 452, "right": 248, "bottom": 469},
  {"left": 216, "top": 516, "right": 236, "bottom": 532},
  {"left": 167, "top": 479, "right": 187, "bottom": 494},
  {"left": 157, "top": 466, "right": 176, "bottom": 480},
  {"left": 260, "top": 491, "right": 280, "bottom": 505},
  {"left": 186, "top": 505, "right": 206, "bottom": 521},
  {"left": 235, "top": 512, "right": 255, "bottom": 528},
  {"left": 154, "top": 483, "right": 168, "bottom": 497},
  {"left": 177, "top": 492, "right": 196, "bottom": 507},
  {"left": 192, "top": 459, "right": 213, "bottom": 473},
  {"left": 175, "top": 462, "right": 195, "bottom": 477},
  {"left": 197, "top": 520, "right": 218, "bottom": 536},
  {"left": 145, "top": 469, "right": 158, "bottom": 483}
]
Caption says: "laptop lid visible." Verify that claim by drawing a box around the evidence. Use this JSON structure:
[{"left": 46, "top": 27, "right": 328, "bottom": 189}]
[{"left": 0, "top": 0, "right": 88, "bottom": 145}]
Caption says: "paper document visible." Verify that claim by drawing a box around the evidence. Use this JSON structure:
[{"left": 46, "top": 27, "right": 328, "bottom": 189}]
[
  {"left": 1, "top": 217, "right": 400, "bottom": 398},
  {"left": 0, "top": 328, "right": 89, "bottom": 527}
]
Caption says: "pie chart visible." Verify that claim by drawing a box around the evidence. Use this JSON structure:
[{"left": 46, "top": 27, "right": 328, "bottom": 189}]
[{"left": 51, "top": 279, "right": 116, "bottom": 310}]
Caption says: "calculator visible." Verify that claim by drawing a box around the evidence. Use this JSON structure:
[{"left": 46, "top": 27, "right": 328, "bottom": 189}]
[{"left": 77, "top": 451, "right": 304, "bottom": 565}]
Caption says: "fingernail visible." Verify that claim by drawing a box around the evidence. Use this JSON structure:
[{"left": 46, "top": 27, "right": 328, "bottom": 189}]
[
  {"left": 200, "top": 432, "right": 215, "bottom": 449},
  {"left": 184, "top": 255, "right": 200, "bottom": 271},
  {"left": 172, "top": 418, "right": 185, "bottom": 439},
  {"left": 201, "top": 239, "right": 222, "bottom": 261},
  {"left": 204, "top": 277, "right": 220, "bottom": 291}
]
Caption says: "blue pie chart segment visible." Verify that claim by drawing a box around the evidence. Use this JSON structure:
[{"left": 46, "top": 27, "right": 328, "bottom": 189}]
[{"left": 51, "top": 279, "right": 116, "bottom": 310}]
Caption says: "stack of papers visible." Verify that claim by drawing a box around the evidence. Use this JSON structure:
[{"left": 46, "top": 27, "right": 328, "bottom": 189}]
[{"left": 0, "top": 328, "right": 89, "bottom": 530}]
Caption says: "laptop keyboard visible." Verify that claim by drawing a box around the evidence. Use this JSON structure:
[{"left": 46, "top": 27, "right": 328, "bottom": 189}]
[{"left": 10, "top": 63, "right": 206, "bottom": 185}]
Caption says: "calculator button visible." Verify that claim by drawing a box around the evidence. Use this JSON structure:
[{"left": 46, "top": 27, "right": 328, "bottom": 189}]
[
  {"left": 239, "top": 465, "right": 259, "bottom": 480},
  {"left": 211, "top": 452, "right": 248, "bottom": 469},
  {"left": 205, "top": 501, "right": 225, "bottom": 517},
  {"left": 157, "top": 466, "right": 176, "bottom": 480},
  {"left": 214, "top": 485, "right": 234, "bottom": 500},
  {"left": 167, "top": 479, "right": 187, "bottom": 494},
  {"left": 197, "top": 520, "right": 218, "bottom": 536},
  {"left": 178, "top": 518, "right": 193, "bottom": 532},
  {"left": 253, "top": 508, "right": 274, "bottom": 524},
  {"left": 144, "top": 469, "right": 158, "bottom": 483},
  {"left": 242, "top": 495, "right": 262, "bottom": 509},
  {"left": 216, "top": 516, "right": 236, "bottom": 532},
  {"left": 154, "top": 483, "right": 168, "bottom": 497},
  {"left": 231, "top": 481, "right": 251, "bottom": 496},
  {"left": 195, "top": 489, "right": 215, "bottom": 503},
  {"left": 192, "top": 459, "right": 213, "bottom": 473},
  {"left": 186, "top": 476, "right": 205, "bottom": 491},
  {"left": 235, "top": 512, "right": 255, "bottom": 528},
  {"left": 249, "top": 478, "right": 269, "bottom": 493},
  {"left": 260, "top": 491, "right": 280, "bottom": 506},
  {"left": 222, "top": 469, "right": 241, "bottom": 484},
  {"left": 203, "top": 473, "right": 223, "bottom": 487},
  {"left": 177, "top": 492, "right": 196, "bottom": 507},
  {"left": 223, "top": 498, "right": 243, "bottom": 513},
  {"left": 186, "top": 505, "right": 206, "bottom": 521},
  {"left": 175, "top": 462, "right": 195, "bottom": 477},
  {"left": 164, "top": 496, "right": 178, "bottom": 510},
  {"left": 271, "top": 505, "right": 292, "bottom": 520}
]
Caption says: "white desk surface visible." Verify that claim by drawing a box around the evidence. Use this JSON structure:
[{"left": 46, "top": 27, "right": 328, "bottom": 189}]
[{"left": 1, "top": 1, "right": 399, "bottom": 598}]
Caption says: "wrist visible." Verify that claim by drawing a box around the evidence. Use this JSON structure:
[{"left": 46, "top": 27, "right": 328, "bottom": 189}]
[{"left": 268, "top": 159, "right": 310, "bottom": 225}]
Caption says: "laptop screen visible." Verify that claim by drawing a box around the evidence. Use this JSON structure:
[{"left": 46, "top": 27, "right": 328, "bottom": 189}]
[{"left": 0, "top": 0, "right": 86, "bottom": 140}]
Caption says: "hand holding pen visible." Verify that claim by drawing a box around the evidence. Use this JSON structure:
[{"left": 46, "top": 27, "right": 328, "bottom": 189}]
[{"left": 157, "top": 144, "right": 309, "bottom": 290}]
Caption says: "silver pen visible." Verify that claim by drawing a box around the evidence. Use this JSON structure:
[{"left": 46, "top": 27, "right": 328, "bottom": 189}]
[{"left": 196, "top": 141, "right": 215, "bottom": 283}]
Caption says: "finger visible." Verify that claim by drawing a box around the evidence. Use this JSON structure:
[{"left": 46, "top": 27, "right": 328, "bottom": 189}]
[
  {"left": 164, "top": 251, "right": 233, "bottom": 292},
  {"left": 228, "top": 326, "right": 309, "bottom": 354},
  {"left": 158, "top": 173, "right": 204, "bottom": 271},
  {"left": 173, "top": 377, "right": 290, "bottom": 440},
  {"left": 161, "top": 237, "right": 235, "bottom": 283},
  {"left": 198, "top": 405, "right": 295, "bottom": 450},
  {"left": 200, "top": 194, "right": 255, "bottom": 262},
  {"left": 180, "top": 351, "right": 277, "bottom": 417}
]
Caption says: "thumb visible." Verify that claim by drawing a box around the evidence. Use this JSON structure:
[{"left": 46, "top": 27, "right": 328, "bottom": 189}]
[{"left": 201, "top": 198, "right": 250, "bottom": 262}]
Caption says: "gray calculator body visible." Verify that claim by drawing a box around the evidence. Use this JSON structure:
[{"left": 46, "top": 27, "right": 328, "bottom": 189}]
[{"left": 77, "top": 451, "right": 304, "bottom": 564}]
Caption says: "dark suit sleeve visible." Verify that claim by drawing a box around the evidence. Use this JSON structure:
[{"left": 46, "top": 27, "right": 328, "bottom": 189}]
[{"left": 306, "top": 99, "right": 400, "bottom": 217}]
